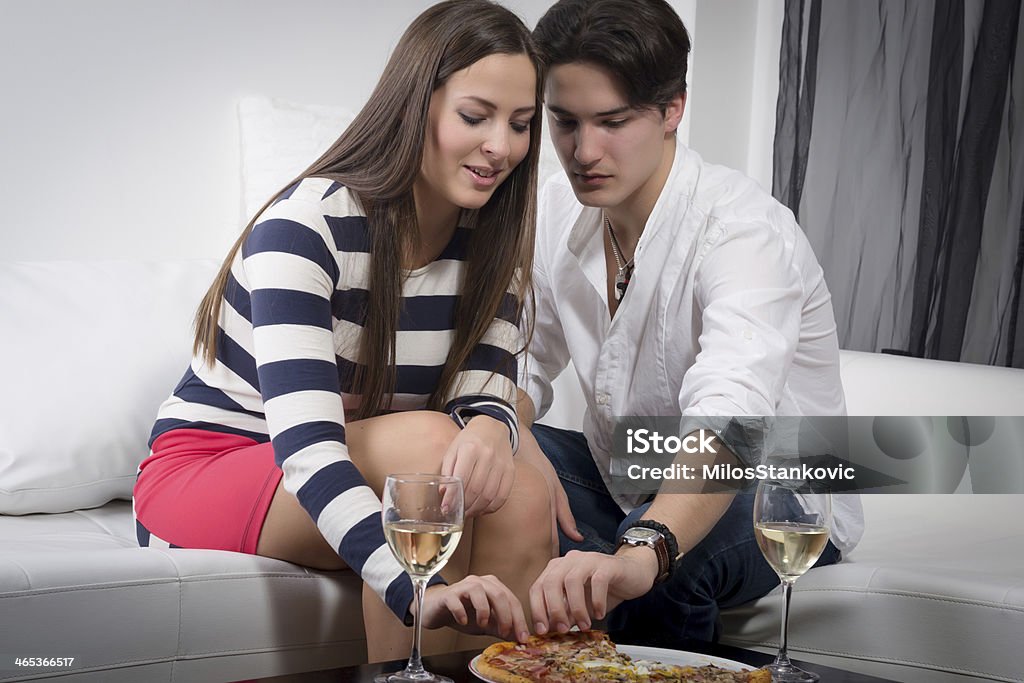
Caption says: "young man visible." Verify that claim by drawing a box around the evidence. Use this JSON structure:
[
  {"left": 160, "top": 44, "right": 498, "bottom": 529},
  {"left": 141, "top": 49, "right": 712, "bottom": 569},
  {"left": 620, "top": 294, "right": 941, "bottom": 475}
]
[{"left": 516, "top": 0, "right": 864, "bottom": 646}]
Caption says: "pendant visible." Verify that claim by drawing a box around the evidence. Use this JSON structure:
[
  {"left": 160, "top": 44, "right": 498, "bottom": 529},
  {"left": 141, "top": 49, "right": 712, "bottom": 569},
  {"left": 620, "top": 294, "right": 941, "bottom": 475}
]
[{"left": 614, "top": 269, "right": 629, "bottom": 301}]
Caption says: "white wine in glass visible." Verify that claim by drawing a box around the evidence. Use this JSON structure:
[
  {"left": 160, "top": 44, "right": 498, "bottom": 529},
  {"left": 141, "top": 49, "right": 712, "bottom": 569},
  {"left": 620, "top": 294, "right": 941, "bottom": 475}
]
[
  {"left": 376, "top": 474, "right": 464, "bottom": 683},
  {"left": 753, "top": 480, "right": 832, "bottom": 682},
  {"left": 384, "top": 520, "right": 463, "bottom": 578}
]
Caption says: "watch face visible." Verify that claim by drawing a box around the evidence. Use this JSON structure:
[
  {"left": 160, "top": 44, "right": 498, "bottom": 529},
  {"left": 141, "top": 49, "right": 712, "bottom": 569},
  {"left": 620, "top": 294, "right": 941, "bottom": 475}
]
[{"left": 626, "top": 528, "right": 659, "bottom": 541}]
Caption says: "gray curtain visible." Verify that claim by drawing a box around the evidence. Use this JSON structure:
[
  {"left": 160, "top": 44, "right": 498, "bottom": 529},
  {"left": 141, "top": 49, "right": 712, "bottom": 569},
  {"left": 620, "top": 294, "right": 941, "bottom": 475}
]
[{"left": 774, "top": 0, "right": 1024, "bottom": 366}]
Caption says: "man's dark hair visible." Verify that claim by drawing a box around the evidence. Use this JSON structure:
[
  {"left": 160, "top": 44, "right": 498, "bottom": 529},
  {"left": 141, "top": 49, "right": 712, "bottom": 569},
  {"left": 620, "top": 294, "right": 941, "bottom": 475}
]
[{"left": 532, "top": 0, "right": 690, "bottom": 110}]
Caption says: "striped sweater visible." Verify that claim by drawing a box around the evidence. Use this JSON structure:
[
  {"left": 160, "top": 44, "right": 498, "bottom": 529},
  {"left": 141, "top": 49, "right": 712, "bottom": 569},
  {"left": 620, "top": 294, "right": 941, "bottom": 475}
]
[{"left": 150, "top": 177, "right": 521, "bottom": 618}]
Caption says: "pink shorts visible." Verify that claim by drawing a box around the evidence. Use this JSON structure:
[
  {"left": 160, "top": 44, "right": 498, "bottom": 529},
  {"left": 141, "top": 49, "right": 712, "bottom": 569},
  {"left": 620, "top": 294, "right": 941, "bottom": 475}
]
[{"left": 133, "top": 429, "right": 283, "bottom": 555}]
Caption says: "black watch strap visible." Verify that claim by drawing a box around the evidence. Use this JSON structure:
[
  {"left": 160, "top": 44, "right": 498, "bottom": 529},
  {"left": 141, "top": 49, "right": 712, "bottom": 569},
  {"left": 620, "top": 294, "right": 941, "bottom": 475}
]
[{"left": 627, "top": 519, "right": 680, "bottom": 583}]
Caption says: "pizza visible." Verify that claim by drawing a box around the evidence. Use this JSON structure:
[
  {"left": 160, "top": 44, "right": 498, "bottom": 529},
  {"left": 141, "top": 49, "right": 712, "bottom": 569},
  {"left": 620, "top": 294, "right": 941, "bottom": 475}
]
[{"left": 474, "top": 631, "right": 770, "bottom": 683}]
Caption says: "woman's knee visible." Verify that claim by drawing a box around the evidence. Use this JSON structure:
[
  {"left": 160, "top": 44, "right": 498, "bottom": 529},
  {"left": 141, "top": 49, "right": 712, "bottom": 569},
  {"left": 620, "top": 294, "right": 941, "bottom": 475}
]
[
  {"left": 346, "top": 411, "right": 461, "bottom": 487},
  {"left": 392, "top": 410, "right": 461, "bottom": 466}
]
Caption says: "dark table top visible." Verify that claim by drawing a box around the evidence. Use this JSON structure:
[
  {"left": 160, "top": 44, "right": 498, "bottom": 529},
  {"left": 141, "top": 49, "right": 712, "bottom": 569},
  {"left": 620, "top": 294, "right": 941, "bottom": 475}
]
[{"left": 241, "top": 640, "right": 897, "bottom": 682}]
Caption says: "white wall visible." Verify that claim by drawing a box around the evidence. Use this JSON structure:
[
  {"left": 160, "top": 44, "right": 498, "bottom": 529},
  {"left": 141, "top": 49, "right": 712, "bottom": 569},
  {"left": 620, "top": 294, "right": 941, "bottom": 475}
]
[
  {"left": 0, "top": 0, "right": 479, "bottom": 262},
  {"left": 0, "top": 0, "right": 764, "bottom": 264},
  {"left": 689, "top": 0, "right": 783, "bottom": 190}
]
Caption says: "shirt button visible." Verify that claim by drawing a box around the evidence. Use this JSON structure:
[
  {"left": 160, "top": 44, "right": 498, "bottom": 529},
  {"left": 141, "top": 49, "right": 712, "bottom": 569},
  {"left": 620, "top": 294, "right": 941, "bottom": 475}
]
[
  {"left": 596, "top": 392, "right": 610, "bottom": 406},
  {"left": 743, "top": 329, "right": 754, "bottom": 340}
]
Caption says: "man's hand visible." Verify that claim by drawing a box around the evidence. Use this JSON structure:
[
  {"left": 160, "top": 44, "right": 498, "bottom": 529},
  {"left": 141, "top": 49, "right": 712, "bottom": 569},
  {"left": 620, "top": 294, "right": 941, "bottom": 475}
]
[
  {"left": 528, "top": 546, "right": 659, "bottom": 634},
  {"left": 516, "top": 426, "right": 583, "bottom": 555},
  {"left": 440, "top": 416, "right": 514, "bottom": 517},
  {"left": 419, "top": 575, "right": 530, "bottom": 642}
]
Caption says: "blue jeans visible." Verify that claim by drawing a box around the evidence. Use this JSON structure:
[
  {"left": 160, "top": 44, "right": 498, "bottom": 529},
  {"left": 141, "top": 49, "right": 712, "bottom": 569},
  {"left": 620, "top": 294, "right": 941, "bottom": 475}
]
[{"left": 531, "top": 422, "right": 842, "bottom": 646}]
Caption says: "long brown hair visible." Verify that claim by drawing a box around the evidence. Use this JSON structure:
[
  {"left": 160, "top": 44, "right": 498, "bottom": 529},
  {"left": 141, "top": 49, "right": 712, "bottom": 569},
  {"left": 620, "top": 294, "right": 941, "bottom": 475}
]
[{"left": 194, "top": 0, "right": 540, "bottom": 420}]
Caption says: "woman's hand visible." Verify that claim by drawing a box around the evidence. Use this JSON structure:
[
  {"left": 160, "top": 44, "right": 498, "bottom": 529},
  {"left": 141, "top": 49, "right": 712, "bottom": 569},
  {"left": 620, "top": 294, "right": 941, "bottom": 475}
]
[
  {"left": 440, "top": 415, "right": 515, "bottom": 517},
  {"left": 420, "top": 575, "right": 530, "bottom": 642}
]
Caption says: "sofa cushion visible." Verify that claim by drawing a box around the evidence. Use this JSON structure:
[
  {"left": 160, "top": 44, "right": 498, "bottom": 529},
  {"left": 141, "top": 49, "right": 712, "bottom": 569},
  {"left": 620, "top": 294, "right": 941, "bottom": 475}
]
[
  {"left": 0, "top": 501, "right": 366, "bottom": 682},
  {"left": 238, "top": 95, "right": 356, "bottom": 224},
  {"left": 0, "top": 260, "right": 218, "bottom": 514},
  {"left": 840, "top": 349, "right": 1024, "bottom": 416}
]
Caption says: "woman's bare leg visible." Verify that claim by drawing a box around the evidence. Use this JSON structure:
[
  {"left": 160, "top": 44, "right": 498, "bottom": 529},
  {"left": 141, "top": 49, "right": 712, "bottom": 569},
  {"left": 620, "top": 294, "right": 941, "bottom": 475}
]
[
  {"left": 256, "top": 411, "right": 472, "bottom": 661},
  {"left": 455, "top": 460, "right": 553, "bottom": 651},
  {"left": 256, "top": 481, "right": 347, "bottom": 570},
  {"left": 254, "top": 412, "right": 552, "bottom": 658}
]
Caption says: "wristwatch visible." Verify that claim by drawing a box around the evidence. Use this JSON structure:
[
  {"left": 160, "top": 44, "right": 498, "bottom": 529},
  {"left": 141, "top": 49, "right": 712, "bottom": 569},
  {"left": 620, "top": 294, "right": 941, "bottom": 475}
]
[{"left": 617, "top": 523, "right": 676, "bottom": 585}]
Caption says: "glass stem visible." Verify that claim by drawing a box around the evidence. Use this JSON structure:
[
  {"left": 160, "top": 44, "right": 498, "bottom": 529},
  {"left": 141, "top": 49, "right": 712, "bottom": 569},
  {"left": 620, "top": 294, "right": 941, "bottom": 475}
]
[
  {"left": 405, "top": 577, "right": 428, "bottom": 676},
  {"left": 776, "top": 578, "right": 795, "bottom": 668}
]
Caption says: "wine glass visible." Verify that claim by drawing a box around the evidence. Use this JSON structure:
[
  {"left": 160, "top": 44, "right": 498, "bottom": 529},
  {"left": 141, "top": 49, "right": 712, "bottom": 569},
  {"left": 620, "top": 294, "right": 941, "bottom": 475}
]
[
  {"left": 376, "top": 474, "right": 464, "bottom": 683},
  {"left": 753, "top": 478, "right": 832, "bottom": 682}
]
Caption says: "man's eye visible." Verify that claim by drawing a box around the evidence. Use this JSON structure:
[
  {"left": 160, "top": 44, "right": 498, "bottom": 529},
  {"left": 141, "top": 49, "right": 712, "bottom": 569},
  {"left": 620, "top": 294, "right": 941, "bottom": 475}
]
[
  {"left": 459, "top": 113, "right": 484, "bottom": 126},
  {"left": 604, "top": 119, "right": 627, "bottom": 128},
  {"left": 554, "top": 118, "right": 577, "bottom": 130}
]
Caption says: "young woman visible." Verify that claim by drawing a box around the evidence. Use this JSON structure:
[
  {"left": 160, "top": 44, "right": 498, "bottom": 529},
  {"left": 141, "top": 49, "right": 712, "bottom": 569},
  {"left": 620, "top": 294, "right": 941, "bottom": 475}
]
[{"left": 132, "top": 0, "right": 551, "bottom": 659}]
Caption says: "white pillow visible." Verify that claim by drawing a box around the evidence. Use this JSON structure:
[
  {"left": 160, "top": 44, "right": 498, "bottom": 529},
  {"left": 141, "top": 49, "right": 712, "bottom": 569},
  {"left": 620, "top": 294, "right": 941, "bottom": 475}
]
[
  {"left": 237, "top": 95, "right": 566, "bottom": 222},
  {"left": 0, "top": 259, "right": 219, "bottom": 514},
  {"left": 238, "top": 96, "right": 356, "bottom": 223}
]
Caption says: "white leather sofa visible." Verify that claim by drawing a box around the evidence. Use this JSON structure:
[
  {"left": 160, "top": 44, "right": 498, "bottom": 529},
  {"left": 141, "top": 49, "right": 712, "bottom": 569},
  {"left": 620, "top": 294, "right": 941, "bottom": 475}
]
[
  {"left": 718, "top": 359, "right": 1024, "bottom": 683},
  {"left": 0, "top": 260, "right": 367, "bottom": 683},
  {"left": 2, "top": 259, "right": 1023, "bottom": 683}
]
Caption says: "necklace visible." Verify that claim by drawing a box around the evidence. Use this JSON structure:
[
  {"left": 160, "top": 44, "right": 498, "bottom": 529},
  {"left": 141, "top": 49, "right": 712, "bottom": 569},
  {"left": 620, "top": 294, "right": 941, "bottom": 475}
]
[{"left": 604, "top": 213, "right": 635, "bottom": 301}]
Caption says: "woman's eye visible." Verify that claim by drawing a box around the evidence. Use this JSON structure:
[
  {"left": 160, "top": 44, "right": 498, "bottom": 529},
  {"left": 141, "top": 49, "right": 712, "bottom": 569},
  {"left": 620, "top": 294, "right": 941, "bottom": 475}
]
[
  {"left": 511, "top": 121, "right": 530, "bottom": 134},
  {"left": 459, "top": 113, "right": 484, "bottom": 126}
]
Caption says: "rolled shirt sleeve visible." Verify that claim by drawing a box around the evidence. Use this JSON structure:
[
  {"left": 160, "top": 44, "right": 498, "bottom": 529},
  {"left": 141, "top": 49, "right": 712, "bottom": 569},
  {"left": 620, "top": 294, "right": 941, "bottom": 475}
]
[{"left": 680, "top": 218, "right": 804, "bottom": 419}]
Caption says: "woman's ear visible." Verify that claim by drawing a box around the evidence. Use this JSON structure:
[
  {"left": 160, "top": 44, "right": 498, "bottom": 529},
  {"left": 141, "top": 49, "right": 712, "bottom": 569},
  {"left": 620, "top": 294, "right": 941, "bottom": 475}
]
[{"left": 664, "top": 92, "right": 686, "bottom": 133}]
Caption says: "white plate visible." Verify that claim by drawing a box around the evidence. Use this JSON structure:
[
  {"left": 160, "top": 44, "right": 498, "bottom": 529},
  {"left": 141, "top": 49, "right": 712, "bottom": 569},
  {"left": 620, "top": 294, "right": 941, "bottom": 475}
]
[
  {"left": 619, "top": 645, "right": 753, "bottom": 671},
  {"left": 469, "top": 644, "right": 752, "bottom": 681}
]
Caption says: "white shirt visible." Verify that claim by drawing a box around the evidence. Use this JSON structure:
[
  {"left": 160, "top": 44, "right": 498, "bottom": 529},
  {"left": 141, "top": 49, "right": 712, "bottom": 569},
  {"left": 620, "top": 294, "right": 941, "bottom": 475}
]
[{"left": 522, "top": 144, "right": 863, "bottom": 554}]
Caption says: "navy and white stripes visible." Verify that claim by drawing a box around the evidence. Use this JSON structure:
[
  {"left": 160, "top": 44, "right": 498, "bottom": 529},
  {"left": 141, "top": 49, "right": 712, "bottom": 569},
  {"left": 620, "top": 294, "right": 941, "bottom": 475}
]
[{"left": 150, "top": 178, "right": 520, "bottom": 617}]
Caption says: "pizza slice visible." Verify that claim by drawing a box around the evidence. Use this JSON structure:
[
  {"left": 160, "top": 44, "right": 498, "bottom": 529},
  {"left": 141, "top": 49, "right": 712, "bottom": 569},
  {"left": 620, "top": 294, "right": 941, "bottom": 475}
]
[{"left": 476, "top": 631, "right": 630, "bottom": 682}]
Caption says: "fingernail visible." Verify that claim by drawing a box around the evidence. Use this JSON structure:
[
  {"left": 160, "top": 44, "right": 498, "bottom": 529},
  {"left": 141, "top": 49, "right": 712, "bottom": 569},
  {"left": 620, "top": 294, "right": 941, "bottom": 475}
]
[
  {"left": 518, "top": 631, "right": 529, "bottom": 642},
  {"left": 535, "top": 622, "right": 547, "bottom": 634},
  {"left": 555, "top": 622, "right": 569, "bottom": 633}
]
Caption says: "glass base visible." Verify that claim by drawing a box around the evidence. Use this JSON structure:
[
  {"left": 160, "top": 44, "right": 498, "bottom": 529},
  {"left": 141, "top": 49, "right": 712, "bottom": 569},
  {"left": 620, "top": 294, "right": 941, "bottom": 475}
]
[
  {"left": 373, "top": 671, "right": 452, "bottom": 683},
  {"left": 764, "top": 662, "right": 819, "bottom": 682}
]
